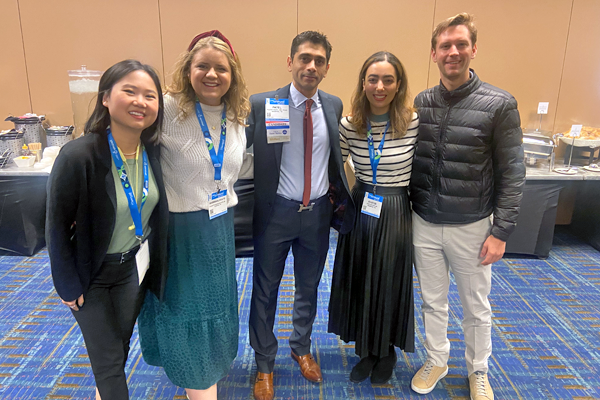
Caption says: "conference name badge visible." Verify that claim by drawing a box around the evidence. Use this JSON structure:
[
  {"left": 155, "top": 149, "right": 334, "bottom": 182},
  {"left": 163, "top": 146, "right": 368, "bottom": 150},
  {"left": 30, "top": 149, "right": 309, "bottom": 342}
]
[
  {"left": 265, "top": 98, "right": 290, "bottom": 144},
  {"left": 361, "top": 192, "right": 383, "bottom": 218},
  {"left": 208, "top": 190, "right": 228, "bottom": 220},
  {"left": 135, "top": 240, "right": 150, "bottom": 285}
]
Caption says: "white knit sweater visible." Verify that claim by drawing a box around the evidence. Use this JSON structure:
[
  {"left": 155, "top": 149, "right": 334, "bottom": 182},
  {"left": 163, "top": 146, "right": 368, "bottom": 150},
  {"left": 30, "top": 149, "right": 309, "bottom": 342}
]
[{"left": 160, "top": 94, "right": 253, "bottom": 212}]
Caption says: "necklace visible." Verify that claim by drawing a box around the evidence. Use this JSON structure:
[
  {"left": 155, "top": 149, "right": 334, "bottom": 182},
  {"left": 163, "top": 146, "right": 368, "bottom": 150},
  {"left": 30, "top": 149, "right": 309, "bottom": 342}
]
[{"left": 121, "top": 143, "right": 141, "bottom": 157}]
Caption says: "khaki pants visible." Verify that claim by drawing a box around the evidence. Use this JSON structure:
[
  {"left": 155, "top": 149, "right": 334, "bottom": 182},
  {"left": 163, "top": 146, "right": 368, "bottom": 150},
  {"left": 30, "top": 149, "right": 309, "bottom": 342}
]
[{"left": 413, "top": 212, "right": 493, "bottom": 375}]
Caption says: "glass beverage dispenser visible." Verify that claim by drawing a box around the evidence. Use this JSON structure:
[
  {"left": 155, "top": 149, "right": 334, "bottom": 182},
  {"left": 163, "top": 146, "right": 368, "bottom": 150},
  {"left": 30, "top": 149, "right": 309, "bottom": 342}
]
[{"left": 67, "top": 65, "right": 103, "bottom": 138}]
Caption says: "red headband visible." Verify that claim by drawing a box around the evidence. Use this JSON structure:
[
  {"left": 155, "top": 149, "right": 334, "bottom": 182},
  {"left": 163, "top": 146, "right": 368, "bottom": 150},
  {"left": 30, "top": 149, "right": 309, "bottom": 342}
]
[{"left": 187, "top": 29, "right": 235, "bottom": 57}]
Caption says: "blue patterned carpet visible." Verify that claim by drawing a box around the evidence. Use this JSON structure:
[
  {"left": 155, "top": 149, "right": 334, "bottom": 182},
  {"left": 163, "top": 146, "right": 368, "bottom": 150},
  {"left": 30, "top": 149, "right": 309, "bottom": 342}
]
[{"left": 0, "top": 229, "right": 599, "bottom": 399}]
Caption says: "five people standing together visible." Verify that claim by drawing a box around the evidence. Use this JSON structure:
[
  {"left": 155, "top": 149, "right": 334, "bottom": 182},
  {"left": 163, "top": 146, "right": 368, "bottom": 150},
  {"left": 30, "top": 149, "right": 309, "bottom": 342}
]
[{"left": 46, "top": 12, "right": 524, "bottom": 400}]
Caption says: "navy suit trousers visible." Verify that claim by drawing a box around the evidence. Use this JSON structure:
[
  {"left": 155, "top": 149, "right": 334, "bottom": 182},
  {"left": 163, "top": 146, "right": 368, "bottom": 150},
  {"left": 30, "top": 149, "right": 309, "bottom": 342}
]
[{"left": 249, "top": 194, "right": 333, "bottom": 373}]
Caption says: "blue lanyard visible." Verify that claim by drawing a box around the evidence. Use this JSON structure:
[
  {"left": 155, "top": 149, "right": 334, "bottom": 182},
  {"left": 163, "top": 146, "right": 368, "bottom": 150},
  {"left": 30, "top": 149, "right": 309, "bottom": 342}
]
[
  {"left": 195, "top": 101, "right": 227, "bottom": 182},
  {"left": 366, "top": 120, "right": 390, "bottom": 185},
  {"left": 107, "top": 130, "right": 149, "bottom": 240}
]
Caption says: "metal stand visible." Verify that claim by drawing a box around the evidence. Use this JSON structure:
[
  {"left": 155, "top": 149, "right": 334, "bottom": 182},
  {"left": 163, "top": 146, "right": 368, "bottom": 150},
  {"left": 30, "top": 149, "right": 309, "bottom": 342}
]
[
  {"left": 0, "top": 149, "right": 11, "bottom": 168},
  {"left": 567, "top": 136, "right": 575, "bottom": 167},
  {"left": 554, "top": 136, "right": 577, "bottom": 175},
  {"left": 536, "top": 114, "right": 544, "bottom": 132}
]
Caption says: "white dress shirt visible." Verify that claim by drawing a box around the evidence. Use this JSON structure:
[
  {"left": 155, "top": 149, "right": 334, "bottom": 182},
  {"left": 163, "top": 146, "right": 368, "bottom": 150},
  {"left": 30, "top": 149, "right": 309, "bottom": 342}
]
[{"left": 276, "top": 83, "right": 330, "bottom": 201}]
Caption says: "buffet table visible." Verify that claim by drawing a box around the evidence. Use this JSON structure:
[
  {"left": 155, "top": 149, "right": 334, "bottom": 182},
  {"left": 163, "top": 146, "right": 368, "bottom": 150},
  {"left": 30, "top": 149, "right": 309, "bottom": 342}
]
[
  {"left": 238, "top": 161, "right": 600, "bottom": 259},
  {"left": 0, "top": 164, "right": 51, "bottom": 256},
  {"left": 505, "top": 163, "right": 600, "bottom": 257},
  {"left": 1, "top": 159, "right": 598, "bottom": 258},
  {"left": 0, "top": 164, "right": 256, "bottom": 257}
]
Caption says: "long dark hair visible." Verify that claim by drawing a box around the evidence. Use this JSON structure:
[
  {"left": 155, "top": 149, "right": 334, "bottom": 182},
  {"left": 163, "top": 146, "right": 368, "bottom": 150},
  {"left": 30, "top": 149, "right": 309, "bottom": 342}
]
[{"left": 84, "top": 59, "right": 164, "bottom": 143}]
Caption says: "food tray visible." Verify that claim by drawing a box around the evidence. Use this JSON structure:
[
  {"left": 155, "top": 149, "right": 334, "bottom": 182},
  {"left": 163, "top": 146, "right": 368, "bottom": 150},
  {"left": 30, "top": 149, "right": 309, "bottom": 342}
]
[
  {"left": 560, "top": 136, "right": 600, "bottom": 148},
  {"left": 523, "top": 137, "right": 553, "bottom": 157}
]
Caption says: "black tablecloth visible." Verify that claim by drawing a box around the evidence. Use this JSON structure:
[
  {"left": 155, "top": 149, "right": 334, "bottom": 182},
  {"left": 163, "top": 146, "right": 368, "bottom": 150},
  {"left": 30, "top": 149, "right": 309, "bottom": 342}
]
[
  {"left": 571, "top": 181, "right": 600, "bottom": 252},
  {"left": 0, "top": 175, "right": 255, "bottom": 258},
  {"left": 0, "top": 175, "right": 47, "bottom": 256},
  {"left": 505, "top": 181, "right": 565, "bottom": 258},
  {"left": 3, "top": 176, "right": 581, "bottom": 259},
  {"left": 233, "top": 178, "right": 254, "bottom": 258}
]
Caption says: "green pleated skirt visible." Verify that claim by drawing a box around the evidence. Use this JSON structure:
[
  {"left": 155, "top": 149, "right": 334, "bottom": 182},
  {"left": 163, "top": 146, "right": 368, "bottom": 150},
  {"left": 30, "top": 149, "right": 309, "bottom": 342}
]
[{"left": 138, "top": 209, "right": 238, "bottom": 390}]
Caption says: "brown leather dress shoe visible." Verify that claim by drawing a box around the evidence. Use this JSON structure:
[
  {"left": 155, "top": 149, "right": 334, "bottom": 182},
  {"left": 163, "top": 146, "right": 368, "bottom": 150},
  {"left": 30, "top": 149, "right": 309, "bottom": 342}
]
[
  {"left": 253, "top": 372, "right": 274, "bottom": 400},
  {"left": 291, "top": 351, "right": 323, "bottom": 383}
]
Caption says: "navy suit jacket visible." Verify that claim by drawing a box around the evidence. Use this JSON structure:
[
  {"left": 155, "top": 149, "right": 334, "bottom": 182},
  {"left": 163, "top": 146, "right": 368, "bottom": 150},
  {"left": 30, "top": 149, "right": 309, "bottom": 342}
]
[{"left": 246, "top": 84, "right": 355, "bottom": 237}]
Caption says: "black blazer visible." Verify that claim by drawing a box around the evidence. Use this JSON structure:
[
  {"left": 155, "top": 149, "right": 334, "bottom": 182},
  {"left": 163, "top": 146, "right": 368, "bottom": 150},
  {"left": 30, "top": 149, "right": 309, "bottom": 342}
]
[
  {"left": 246, "top": 84, "right": 355, "bottom": 236},
  {"left": 46, "top": 133, "right": 169, "bottom": 302}
]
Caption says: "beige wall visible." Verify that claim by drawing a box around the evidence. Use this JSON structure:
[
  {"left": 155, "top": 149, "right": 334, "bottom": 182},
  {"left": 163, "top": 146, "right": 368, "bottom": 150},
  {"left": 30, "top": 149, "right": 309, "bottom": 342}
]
[
  {"left": 0, "top": 0, "right": 31, "bottom": 130},
  {"left": 0, "top": 0, "right": 598, "bottom": 133},
  {"left": 429, "top": 0, "right": 574, "bottom": 132},
  {"left": 555, "top": 0, "right": 600, "bottom": 133},
  {"left": 15, "top": 0, "right": 164, "bottom": 131},
  {"left": 298, "top": 0, "right": 435, "bottom": 113},
  {"left": 159, "top": 0, "right": 296, "bottom": 95}
]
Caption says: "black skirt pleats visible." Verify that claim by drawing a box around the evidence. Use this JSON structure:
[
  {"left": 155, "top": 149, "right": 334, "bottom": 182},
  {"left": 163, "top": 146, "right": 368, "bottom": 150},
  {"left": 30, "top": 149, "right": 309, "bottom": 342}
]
[{"left": 328, "top": 180, "right": 414, "bottom": 358}]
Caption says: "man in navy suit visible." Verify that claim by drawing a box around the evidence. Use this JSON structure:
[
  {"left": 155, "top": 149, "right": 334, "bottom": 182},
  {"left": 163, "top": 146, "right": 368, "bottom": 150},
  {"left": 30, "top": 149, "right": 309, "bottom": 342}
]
[{"left": 246, "top": 31, "right": 354, "bottom": 400}]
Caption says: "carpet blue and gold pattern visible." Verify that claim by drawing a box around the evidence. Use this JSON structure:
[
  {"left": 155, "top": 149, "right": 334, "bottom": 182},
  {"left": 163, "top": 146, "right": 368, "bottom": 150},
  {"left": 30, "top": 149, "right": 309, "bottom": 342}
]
[{"left": 0, "top": 229, "right": 599, "bottom": 399}]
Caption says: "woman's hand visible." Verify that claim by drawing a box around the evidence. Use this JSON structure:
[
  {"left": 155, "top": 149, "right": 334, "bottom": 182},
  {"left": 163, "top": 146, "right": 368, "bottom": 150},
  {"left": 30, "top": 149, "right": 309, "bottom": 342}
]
[{"left": 62, "top": 294, "right": 84, "bottom": 311}]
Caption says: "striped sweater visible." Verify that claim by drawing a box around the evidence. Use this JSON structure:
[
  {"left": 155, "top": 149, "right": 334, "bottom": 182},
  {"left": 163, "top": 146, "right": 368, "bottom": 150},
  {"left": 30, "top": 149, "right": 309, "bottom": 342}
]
[{"left": 339, "top": 113, "right": 418, "bottom": 187}]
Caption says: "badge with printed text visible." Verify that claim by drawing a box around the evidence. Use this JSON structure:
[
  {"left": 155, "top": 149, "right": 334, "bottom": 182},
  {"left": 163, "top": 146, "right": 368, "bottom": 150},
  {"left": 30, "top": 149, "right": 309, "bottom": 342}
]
[
  {"left": 361, "top": 192, "right": 383, "bottom": 218},
  {"left": 135, "top": 240, "right": 150, "bottom": 285},
  {"left": 265, "top": 98, "right": 290, "bottom": 144},
  {"left": 208, "top": 190, "right": 228, "bottom": 220}
]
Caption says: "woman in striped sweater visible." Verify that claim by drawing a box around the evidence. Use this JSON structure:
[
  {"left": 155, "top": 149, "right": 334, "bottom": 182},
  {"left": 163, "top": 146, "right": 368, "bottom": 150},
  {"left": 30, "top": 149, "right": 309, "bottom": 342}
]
[{"left": 328, "top": 51, "right": 419, "bottom": 384}]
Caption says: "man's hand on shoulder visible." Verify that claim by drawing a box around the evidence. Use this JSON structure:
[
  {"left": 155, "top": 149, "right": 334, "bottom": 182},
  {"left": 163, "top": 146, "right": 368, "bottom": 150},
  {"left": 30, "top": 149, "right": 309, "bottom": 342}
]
[{"left": 480, "top": 235, "right": 506, "bottom": 266}]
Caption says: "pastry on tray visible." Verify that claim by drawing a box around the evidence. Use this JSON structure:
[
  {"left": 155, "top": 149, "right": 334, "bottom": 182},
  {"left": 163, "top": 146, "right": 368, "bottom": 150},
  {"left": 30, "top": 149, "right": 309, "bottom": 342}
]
[
  {"left": 560, "top": 126, "right": 600, "bottom": 147},
  {"left": 563, "top": 126, "right": 600, "bottom": 139}
]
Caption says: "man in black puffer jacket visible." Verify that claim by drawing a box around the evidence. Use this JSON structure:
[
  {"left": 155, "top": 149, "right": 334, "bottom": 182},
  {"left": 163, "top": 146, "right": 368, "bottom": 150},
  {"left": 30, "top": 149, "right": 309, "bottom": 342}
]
[{"left": 409, "top": 13, "right": 525, "bottom": 400}]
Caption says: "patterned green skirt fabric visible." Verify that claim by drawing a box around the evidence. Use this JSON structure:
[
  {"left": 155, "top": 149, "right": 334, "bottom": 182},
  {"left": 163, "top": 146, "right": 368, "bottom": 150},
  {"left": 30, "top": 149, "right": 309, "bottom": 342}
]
[{"left": 138, "top": 209, "right": 238, "bottom": 390}]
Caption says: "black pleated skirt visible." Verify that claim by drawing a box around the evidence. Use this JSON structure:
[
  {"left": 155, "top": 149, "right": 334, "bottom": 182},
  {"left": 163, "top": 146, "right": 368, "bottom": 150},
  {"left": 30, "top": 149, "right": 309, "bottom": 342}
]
[{"left": 328, "top": 180, "right": 414, "bottom": 358}]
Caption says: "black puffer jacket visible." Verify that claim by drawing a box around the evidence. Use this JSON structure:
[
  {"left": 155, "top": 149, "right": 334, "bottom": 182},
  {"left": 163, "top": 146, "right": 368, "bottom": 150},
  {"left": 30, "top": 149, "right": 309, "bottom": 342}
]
[{"left": 410, "top": 70, "right": 525, "bottom": 242}]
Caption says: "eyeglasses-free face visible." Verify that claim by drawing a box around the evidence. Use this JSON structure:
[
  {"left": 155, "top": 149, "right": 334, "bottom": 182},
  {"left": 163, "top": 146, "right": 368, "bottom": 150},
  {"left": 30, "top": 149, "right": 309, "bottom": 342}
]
[
  {"left": 287, "top": 42, "right": 330, "bottom": 99},
  {"left": 362, "top": 61, "right": 401, "bottom": 116},
  {"left": 189, "top": 46, "right": 232, "bottom": 106},
  {"left": 432, "top": 24, "right": 477, "bottom": 89},
  {"left": 102, "top": 70, "right": 160, "bottom": 135}
]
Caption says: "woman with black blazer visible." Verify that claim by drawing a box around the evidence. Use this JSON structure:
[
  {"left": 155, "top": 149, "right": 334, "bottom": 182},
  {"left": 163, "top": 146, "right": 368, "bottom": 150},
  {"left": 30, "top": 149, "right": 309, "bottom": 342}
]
[{"left": 46, "top": 59, "right": 169, "bottom": 400}]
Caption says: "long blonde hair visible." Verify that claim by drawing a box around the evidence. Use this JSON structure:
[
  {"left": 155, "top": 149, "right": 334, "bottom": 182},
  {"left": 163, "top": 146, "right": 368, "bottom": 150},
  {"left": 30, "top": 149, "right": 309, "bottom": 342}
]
[
  {"left": 168, "top": 36, "right": 250, "bottom": 126},
  {"left": 350, "top": 51, "right": 414, "bottom": 138}
]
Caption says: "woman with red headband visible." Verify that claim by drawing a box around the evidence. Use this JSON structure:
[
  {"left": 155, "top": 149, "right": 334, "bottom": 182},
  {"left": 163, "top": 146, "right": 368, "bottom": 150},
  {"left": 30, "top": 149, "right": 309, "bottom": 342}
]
[{"left": 138, "top": 30, "right": 252, "bottom": 400}]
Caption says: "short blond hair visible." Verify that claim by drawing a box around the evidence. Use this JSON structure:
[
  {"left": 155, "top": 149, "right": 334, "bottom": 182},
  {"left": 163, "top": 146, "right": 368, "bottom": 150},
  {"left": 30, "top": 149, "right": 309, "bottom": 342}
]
[
  {"left": 432, "top": 12, "right": 477, "bottom": 50},
  {"left": 167, "top": 36, "right": 250, "bottom": 126}
]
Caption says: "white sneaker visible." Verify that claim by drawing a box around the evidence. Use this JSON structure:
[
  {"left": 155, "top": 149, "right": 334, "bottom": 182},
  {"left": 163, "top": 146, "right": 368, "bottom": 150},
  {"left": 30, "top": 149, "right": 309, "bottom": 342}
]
[
  {"left": 411, "top": 360, "right": 448, "bottom": 394},
  {"left": 469, "top": 371, "right": 494, "bottom": 400}
]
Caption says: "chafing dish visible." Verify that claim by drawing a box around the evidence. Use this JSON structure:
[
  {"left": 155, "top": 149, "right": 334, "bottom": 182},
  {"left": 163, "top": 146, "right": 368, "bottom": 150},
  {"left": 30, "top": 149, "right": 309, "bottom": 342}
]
[{"left": 522, "top": 129, "right": 554, "bottom": 168}]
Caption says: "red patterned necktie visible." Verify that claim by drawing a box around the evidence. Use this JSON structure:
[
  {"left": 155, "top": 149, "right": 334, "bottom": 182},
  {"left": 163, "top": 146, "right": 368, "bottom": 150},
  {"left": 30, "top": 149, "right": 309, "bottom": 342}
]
[{"left": 303, "top": 99, "right": 314, "bottom": 206}]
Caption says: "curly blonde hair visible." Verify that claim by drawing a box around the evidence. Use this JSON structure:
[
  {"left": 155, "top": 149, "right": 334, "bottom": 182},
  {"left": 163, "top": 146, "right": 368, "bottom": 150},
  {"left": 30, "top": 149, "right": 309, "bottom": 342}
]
[
  {"left": 167, "top": 36, "right": 250, "bottom": 126},
  {"left": 350, "top": 51, "right": 414, "bottom": 138}
]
